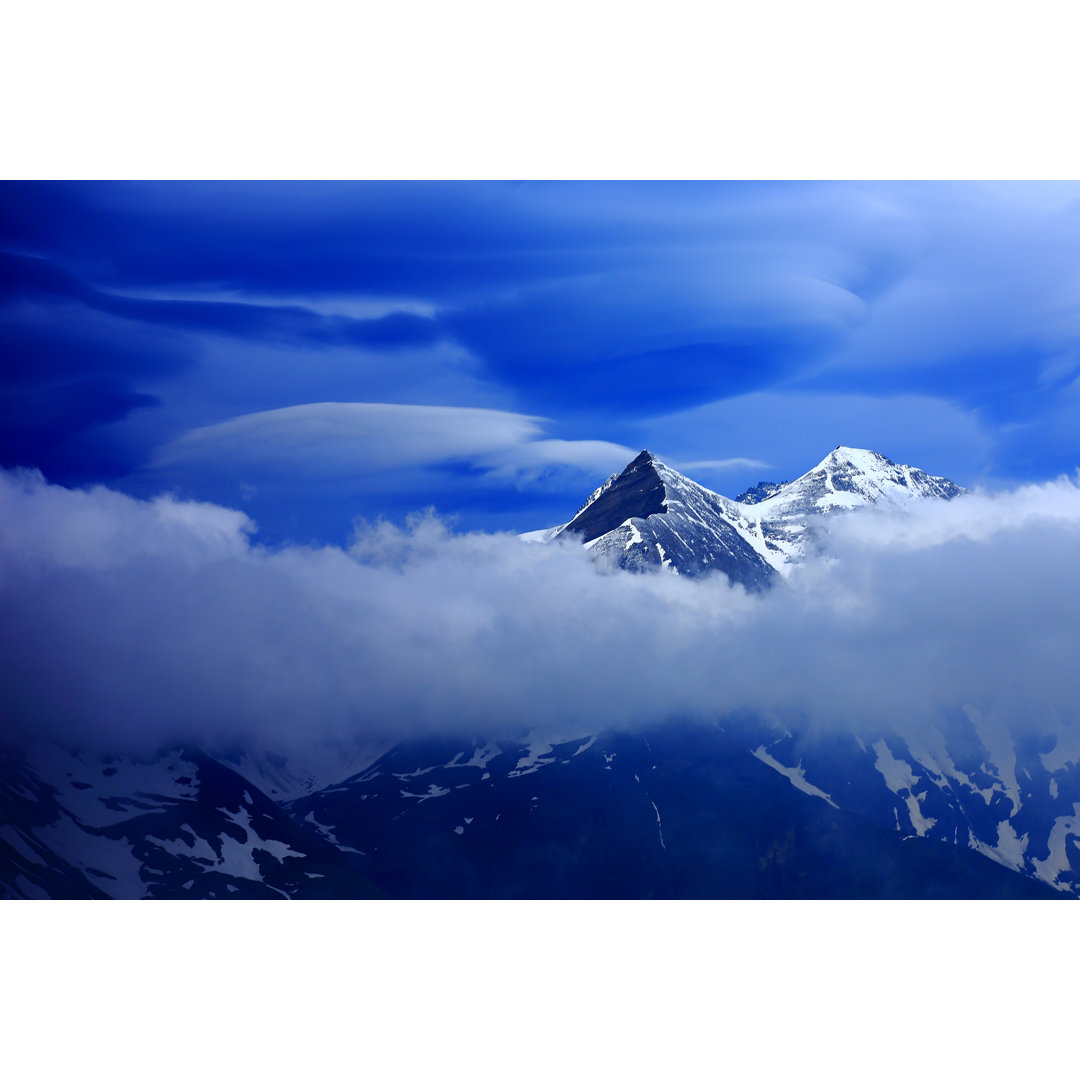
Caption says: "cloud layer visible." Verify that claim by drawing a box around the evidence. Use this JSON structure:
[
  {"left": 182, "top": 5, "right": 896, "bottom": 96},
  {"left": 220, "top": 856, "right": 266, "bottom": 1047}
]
[
  {"left": 4, "top": 468, "right": 1080, "bottom": 758},
  {"left": 7, "top": 181, "right": 1080, "bottom": 532}
]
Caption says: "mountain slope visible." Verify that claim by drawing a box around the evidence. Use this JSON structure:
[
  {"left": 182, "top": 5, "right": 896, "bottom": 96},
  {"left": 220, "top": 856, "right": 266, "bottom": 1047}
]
[
  {"left": 284, "top": 725, "right": 1064, "bottom": 899},
  {"left": 0, "top": 742, "right": 382, "bottom": 899},
  {"left": 6, "top": 717, "right": 1076, "bottom": 899}
]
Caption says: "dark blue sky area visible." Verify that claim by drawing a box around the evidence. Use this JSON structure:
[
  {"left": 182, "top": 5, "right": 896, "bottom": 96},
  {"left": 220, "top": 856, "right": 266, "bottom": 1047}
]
[{"left": 4, "top": 180, "right": 1080, "bottom": 543}]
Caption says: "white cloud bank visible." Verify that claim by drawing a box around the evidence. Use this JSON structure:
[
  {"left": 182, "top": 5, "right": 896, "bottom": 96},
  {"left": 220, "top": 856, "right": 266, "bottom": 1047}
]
[{"left": 3, "top": 467, "right": 1080, "bottom": 756}]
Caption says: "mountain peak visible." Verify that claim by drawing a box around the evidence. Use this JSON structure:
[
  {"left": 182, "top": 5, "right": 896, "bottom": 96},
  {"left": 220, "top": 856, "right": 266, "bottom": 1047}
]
[
  {"left": 553, "top": 449, "right": 778, "bottom": 588},
  {"left": 818, "top": 446, "right": 892, "bottom": 472},
  {"left": 563, "top": 448, "right": 669, "bottom": 543},
  {"left": 751, "top": 445, "right": 964, "bottom": 520}
]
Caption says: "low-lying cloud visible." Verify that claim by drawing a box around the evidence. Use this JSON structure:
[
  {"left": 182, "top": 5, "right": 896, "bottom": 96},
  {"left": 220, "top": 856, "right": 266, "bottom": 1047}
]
[{"left": 3, "top": 467, "right": 1080, "bottom": 758}]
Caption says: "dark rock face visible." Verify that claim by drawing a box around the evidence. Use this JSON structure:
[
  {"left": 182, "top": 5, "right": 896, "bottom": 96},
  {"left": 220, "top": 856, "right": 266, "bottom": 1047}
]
[{"left": 563, "top": 450, "right": 668, "bottom": 543}]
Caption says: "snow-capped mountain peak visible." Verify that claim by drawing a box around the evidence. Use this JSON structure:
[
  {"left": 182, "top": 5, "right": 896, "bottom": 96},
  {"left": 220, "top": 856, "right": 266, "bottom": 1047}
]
[
  {"left": 823, "top": 445, "right": 888, "bottom": 468},
  {"left": 529, "top": 449, "right": 774, "bottom": 588},
  {"left": 746, "top": 446, "right": 965, "bottom": 521},
  {"left": 530, "top": 445, "right": 965, "bottom": 582}
]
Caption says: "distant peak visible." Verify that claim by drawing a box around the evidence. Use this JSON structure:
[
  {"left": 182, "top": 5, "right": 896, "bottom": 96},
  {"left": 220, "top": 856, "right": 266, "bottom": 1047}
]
[
  {"left": 628, "top": 449, "right": 660, "bottom": 467},
  {"left": 735, "top": 479, "right": 787, "bottom": 505}
]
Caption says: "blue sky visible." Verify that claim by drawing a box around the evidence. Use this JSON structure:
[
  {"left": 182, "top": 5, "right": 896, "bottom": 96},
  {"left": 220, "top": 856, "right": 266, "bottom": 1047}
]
[{"left": 4, "top": 179, "right": 1080, "bottom": 544}]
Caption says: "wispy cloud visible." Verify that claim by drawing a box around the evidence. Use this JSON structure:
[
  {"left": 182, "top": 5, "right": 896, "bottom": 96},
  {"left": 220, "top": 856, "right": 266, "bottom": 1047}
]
[
  {"left": 671, "top": 458, "right": 771, "bottom": 474},
  {"left": 151, "top": 402, "right": 636, "bottom": 487}
]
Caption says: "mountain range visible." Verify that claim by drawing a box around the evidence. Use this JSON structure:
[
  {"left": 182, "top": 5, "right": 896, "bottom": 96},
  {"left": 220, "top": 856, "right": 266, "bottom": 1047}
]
[
  {"left": 2, "top": 446, "right": 1074, "bottom": 900},
  {"left": 525, "top": 444, "right": 964, "bottom": 586}
]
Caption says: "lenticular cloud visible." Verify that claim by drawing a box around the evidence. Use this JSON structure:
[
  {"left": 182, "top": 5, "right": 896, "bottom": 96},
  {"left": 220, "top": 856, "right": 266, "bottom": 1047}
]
[{"left": 3, "top": 466, "right": 1080, "bottom": 755}]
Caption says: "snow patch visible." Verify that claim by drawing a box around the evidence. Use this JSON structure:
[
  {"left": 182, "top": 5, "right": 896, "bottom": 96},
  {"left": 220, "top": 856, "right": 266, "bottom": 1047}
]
[
  {"left": 445, "top": 741, "right": 501, "bottom": 771},
  {"left": 303, "top": 811, "right": 364, "bottom": 854},
  {"left": 752, "top": 746, "right": 839, "bottom": 808},
  {"left": 399, "top": 783, "right": 451, "bottom": 802},
  {"left": 872, "top": 739, "right": 936, "bottom": 837},
  {"left": 1030, "top": 803, "right": 1080, "bottom": 888},
  {"left": 508, "top": 740, "right": 557, "bottom": 778}
]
